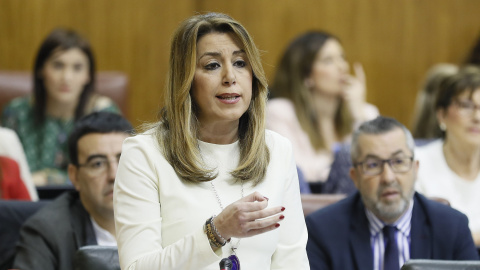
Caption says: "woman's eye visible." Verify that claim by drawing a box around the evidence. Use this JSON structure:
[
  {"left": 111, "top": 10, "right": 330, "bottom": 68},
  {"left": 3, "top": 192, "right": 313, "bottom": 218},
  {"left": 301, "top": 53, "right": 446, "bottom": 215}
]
[
  {"left": 205, "top": 62, "right": 220, "bottom": 70},
  {"left": 460, "top": 102, "right": 474, "bottom": 109},
  {"left": 52, "top": 61, "right": 64, "bottom": 69},
  {"left": 320, "top": 57, "right": 333, "bottom": 64},
  {"left": 73, "top": 63, "right": 85, "bottom": 72},
  {"left": 234, "top": 60, "right": 246, "bottom": 68}
]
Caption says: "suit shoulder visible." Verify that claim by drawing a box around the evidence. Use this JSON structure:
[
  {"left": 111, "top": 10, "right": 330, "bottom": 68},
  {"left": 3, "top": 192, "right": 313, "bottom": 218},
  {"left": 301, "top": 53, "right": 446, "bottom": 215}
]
[
  {"left": 416, "top": 193, "right": 468, "bottom": 221},
  {"left": 23, "top": 193, "right": 77, "bottom": 229},
  {"left": 306, "top": 194, "right": 357, "bottom": 228}
]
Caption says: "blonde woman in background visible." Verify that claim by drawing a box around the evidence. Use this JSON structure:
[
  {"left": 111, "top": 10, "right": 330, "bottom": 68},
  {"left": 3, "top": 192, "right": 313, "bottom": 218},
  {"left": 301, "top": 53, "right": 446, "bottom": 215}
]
[{"left": 267, "top": 31, "right": 378, "bottom": 193}]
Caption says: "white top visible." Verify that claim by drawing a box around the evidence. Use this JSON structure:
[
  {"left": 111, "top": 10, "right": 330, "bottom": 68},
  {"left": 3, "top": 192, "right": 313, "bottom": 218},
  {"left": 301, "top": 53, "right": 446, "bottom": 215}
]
[
  {"left": 415, "top": 139, "right": 480, "bottom": 235},
  {"left": 266, "top": 98, "right": 379, "bottom": 182},
  {"left": 90, "top": 216, "right": 117, "bottom": 247},
  {"left": 0, "top": 127, "right": 37, "bottom": 200},
  {"left": 113, "top": 129, "right": 309, "bottom": 270}
]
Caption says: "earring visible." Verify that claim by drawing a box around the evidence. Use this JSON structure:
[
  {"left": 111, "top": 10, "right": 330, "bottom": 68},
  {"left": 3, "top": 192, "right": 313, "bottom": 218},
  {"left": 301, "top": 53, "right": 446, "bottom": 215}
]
[
  {"left": 304, "top": 79, "right": 314, "bottom": 88},
  {"left": 439, "top": 123, "right": 447, "bottom": 131}
]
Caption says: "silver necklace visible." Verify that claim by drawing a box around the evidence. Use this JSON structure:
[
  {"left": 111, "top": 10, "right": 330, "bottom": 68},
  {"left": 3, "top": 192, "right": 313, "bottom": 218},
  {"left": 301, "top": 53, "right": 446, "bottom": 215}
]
[
  {"left": 210, "top": 179, "right": 244, "bottom": 262},
  {"left": 210, "top": 180, "right": 244, "bottom": 210},
  {"left": 198, "top": 141, "right": 243, "bottom": 269}
]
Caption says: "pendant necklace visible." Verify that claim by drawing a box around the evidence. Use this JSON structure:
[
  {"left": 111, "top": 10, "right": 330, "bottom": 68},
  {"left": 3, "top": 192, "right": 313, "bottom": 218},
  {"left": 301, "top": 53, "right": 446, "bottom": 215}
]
[{"left": 210, "top": 180, "right": 243, "bottom": 270}]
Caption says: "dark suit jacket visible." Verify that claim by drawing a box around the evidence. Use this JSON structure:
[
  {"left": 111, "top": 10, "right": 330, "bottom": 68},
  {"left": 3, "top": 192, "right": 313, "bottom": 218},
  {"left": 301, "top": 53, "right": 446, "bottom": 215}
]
[
  {"left": 306, "top": 192, "right": 479, "bottom": 270},
  {"left": 13, "top": 191, "right": 97, "bottom": 270}
]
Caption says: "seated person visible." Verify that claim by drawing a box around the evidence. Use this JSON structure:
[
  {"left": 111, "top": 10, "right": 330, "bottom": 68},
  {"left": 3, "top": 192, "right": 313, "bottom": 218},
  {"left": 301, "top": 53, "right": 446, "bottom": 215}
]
[
  {"left": 306, "top": 116, "right": 479, "bottom": 270},
  {"left": 1, "top": 28, "right": 120, "bottom": 186},
  {"left": 416, "top": 66, "right": 480, "bottom": 245},
  {"left": 410, "top": 63, "right": 458, "bottom": 139},
  {"left": 12, "top": 111, "right": 133, "bottom": 270},
  {"left": 0, "top": 127, "right": 37, "bottom": 200},
  {"left": 267, "top": 31, "right": 378, "bottom": 193}
]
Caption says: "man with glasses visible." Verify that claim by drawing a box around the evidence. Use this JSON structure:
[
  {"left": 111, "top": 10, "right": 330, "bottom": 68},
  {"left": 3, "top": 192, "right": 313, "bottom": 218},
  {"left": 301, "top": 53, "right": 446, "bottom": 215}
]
[
  {"left": 306, "top": 116, "right": 479, "bottom": 270},
  {"left": 13, "top": 111, "right": 133, "bottom": 270}
]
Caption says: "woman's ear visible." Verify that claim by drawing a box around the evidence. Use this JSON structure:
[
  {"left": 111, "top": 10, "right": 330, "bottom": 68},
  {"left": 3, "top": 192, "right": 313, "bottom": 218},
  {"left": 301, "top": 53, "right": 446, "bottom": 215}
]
[
  {"left": 436, "top": 108, "right": 446, "bottom": 130},
  {"left": 304, "top": 77, "right": 314, "bottom": 88}
]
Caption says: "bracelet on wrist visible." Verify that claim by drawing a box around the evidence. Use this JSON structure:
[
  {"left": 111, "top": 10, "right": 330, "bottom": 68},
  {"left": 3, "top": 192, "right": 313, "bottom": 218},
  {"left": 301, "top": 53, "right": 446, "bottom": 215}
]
[
  {"left": 211, "top": 215, "right": 230, "bottom": 244},
  {"left": 204, "top": 216, "right": 225, "bottom": 248}
]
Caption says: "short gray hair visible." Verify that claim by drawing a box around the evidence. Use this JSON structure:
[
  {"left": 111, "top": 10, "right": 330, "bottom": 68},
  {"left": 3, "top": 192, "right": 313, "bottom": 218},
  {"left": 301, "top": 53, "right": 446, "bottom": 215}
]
[{"left": 350, "top": 116, "right": 415, "bottom": 162}]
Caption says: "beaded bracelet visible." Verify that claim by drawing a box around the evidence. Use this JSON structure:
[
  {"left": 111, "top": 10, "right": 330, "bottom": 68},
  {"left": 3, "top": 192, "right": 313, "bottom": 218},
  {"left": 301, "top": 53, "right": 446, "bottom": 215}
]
[
  {"left": 204, "top": 216, "right": 225, "bottom": 248},
  {"left": 211, "top": 215, "right": 230, "bottom": 244}
]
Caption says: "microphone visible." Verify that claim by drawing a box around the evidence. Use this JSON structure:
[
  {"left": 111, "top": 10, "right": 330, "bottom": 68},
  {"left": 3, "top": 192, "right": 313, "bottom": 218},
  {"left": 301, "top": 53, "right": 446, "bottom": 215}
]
[{"left": 219, "top": 258, "right": 233, "bottom": 270}]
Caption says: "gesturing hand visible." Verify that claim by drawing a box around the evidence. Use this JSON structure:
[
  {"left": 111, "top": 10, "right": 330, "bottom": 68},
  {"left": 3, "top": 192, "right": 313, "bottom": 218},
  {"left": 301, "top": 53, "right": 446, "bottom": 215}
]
[
  {"left": 213, "top": 192, "right": 285, "bottom": 240},
  {"left": 342, "top": 62, "right": 367, "bottom": 121}
]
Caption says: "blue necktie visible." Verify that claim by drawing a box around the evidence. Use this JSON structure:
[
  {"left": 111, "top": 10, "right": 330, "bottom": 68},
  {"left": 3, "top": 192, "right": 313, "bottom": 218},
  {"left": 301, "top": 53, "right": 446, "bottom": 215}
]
[{"left": 383, "top": 225, "right": 399, "bottom": 270}]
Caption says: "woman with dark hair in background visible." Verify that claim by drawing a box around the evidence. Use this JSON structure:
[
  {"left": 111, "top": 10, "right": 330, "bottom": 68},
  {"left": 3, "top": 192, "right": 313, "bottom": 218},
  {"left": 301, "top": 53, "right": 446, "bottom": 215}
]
[
  {"left": 411, "top": 63, "right": 458, "bottom": 139},
  {"left": 1, "top": 28, "right": 120, "bottom": 186},
  {"left": 416, "top": 66, "right": 480, "bottom": 245},
  {"left": 267, "top": 31, "right": 378, "bottom": 193}
]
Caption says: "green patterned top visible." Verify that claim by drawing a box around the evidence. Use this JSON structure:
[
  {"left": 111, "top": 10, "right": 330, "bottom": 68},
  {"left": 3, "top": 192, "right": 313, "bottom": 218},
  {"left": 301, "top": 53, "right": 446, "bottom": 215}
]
[{"left": 1, "top": 95, "right": 121, "bottom": 185}]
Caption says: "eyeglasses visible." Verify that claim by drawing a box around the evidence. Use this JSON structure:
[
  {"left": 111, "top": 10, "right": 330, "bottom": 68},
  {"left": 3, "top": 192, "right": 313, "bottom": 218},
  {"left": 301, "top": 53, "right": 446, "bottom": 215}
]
[
  {"left": 77, "top": 157, "right": 119, "bottom": 177},
  {"left": 453, "top": 100, "right": 480, "bottom": 116},
  {"left": 353, "top": 157, "right": 414, "bottom": 176}
]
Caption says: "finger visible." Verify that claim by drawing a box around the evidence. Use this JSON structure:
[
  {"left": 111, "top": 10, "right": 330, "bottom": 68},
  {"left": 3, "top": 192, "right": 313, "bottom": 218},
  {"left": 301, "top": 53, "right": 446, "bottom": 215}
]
[
  {"left": 248, "top": 213, "right": 285, "bottom": 230},
  {"left": 243, "top": 205, "right": 285, "bottom": 220},
  {"left": 235, "top": 199, "right": 269, "bottom": 213},
  {"left": 353, "top": 62, "right": 365, "bottom": 84},
  {"left": 241, "top": 191, "right": 267, "bottom": 203},
  {"left": 245, "top": 221, "right": 282, "bottom": 237}
]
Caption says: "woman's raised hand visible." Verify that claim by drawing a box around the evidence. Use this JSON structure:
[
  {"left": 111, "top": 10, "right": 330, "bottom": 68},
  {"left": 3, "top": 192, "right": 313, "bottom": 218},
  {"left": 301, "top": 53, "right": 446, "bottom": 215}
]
[
  {"left": 342, "top": 62, "right": 367, "bottom": 121},
  {"left": 214, "top": 192, "right": 285, "bottom": 240}
]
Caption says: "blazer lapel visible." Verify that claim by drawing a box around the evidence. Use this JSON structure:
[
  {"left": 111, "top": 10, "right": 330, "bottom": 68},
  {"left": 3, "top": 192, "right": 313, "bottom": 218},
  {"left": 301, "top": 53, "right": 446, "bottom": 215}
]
[
  {"left": 350, "top": 197, "right": 374, "bottom": 270},
  {"left": 410, "top": 193, "right": 431, "bottom": 259},
  {"left": 70, "top": 194, "right": 98, "bottom": 247}
]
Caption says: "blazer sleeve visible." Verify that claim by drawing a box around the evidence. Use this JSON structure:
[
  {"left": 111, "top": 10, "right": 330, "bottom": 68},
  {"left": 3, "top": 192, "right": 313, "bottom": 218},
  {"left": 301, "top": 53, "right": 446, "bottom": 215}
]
[
  {"left": 305, "top": 215, "right": 330, "bottom": 270},
  {"left": 114, "top": 136, "right": 221, "bottom": 270},
  {"left": 453, "top": 213, "right": 480, "bottom": 260},
  {"left": 13, "top": 218, "right": 58, "bottom": 270},
  {"left": 270, "top": 136, "right": 310, "bottom": 269}
]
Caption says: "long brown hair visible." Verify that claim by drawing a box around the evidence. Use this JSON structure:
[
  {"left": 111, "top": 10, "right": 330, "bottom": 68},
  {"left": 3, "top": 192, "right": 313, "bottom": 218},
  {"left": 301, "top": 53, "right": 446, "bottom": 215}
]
[
  {"left": 270, "top": 31, "right": 354, "bottom": 150},
  {"left": 33, "top": 28, "right": 96, "bottom": 125},
  {"left": 411, "top": 64, "right": 458, "bottom": 139},
  {"left": 155, "top": 12, "right": 270, "bottom": 185}
]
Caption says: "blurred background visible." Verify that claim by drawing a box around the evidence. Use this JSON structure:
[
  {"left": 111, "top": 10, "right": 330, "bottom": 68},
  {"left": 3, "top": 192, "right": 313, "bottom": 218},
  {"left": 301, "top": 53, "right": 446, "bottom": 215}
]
[{"left": 1, "top": 0, "right": 479, "bottom": 128}]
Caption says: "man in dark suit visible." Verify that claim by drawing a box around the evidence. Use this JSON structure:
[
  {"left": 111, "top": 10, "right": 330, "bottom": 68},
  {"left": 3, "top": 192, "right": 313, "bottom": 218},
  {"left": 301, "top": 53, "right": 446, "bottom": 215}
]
[
  {"left": 306, "top": 116, "right": 479, "bottom": 270},
  {"left": 13, "top": 112, "right": 133, "bottom": 270}
]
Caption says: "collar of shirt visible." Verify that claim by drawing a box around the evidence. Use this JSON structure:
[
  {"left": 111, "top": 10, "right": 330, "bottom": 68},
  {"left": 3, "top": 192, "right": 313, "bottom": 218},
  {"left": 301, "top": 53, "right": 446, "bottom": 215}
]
[
  {"left": 365, "top": 198, "right": 414, "bottom": 270},
  {"left": 365, "top": 198, "right": 414, "bottom": 238},
  {"left": 90, "top": 216, "right": 117, "bottom": 247}
]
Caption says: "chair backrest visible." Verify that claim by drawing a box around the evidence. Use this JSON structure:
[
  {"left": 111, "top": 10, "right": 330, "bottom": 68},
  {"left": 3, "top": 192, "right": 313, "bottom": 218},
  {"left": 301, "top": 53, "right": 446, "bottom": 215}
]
[
  {"left": 0, "top": 70, "right": 129, "bottom": 117},
  {"left": 301, "top": 194, "right": 347, "bottom": 216},
  {"left": 0, "top": 200, "right": 49, "bottom": 269},
  {"left": 401, "top": 259, "right": 480, "bottom": 269},
  {"left": 36, "top": 185, "right": 76, "bottom": 200},
  {"left": 74, "top": 245, "right": 120, "bottom": 270}
]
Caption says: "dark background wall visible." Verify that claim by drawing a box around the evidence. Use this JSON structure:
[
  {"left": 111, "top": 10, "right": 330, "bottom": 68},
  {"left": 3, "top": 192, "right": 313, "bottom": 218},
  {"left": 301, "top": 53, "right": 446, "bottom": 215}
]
[{"left": 1, "top": 0, "right": 479, "bottom": 128}]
